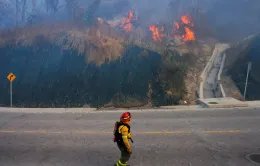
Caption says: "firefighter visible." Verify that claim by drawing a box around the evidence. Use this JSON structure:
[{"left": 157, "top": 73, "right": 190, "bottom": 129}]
[{"left": 113, "top": 112, "right": 133, "bottom": 166}]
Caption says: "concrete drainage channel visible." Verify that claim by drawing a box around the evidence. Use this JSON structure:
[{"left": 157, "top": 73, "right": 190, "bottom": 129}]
[
  {"left": 208, "top": 102, "right": 218, "bottom": 104},
  {"left": 246, "top": 153, "right": 260, "bottom": 165}
]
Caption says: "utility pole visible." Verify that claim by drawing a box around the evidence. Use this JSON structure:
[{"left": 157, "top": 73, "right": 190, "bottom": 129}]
[{"left": 243, "top": 62, "right": 252, "bottom": 100}]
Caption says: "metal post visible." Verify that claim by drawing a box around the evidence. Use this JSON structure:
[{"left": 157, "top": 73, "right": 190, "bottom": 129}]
[
  {"left": 243, "top": 62, "right": 252, "bottom": 99},
  {"left": 10, "top": 82, "right": 12, "bottom": 107}
]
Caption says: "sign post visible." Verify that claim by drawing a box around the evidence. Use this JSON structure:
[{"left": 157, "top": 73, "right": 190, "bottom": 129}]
[{"left": 7, "top": 73, "right": 16, "bottom": 107}]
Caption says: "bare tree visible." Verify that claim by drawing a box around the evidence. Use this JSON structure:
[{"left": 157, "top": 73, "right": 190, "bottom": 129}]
[
  {"left": 15, "top": 0, "right": 19, "bottom": 26},
  {"left": 22, "top": 0, "right": 27, "bottom": 23},
  {"left": 45, "top": 0, "right": 59, "bottom": 14},
  {"left": 32, "top": 0, "right": 35, "bottom": 12},
  {"left": 65, "top": 0, "right": 78, "bottom": 20}
]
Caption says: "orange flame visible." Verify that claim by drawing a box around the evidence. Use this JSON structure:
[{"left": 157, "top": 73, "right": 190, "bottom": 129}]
[
  {"left": 172, "top": 13, "right": 195, "bottom": 43},
  {"left": 174, "top": 22, "right": 180, "bottom": 30},
  {"left": 181, "top": 14, "right": 193, "bottom": 26},
  {"left": 183, "top": 27, "right": 195, "bottom": 41},
  {"left": 120, "top": 10, "right": 136, "bottom": 32},
  {"left": 149, "top": 25, "right": 166, "bottom": 42},
  {"left": 172, "top": 22, "right": 182, "bottom": 39}
]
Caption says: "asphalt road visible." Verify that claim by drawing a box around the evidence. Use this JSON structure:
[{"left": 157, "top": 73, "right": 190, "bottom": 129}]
[{"left": 1, "top": 108, "right": 260, "bottom": 166}]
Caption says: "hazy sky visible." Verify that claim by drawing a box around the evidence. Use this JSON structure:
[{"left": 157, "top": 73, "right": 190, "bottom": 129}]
[{"left": 1, "top": 0, "right": 260, "bottom": 40}]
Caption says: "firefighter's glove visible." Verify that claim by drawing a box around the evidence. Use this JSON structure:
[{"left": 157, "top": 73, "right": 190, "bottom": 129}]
[
  {"left": 127, "top": 132, "right": 131, "bottom": 139},
  {"left": 127, "top": 148, "right": 132, "bottom": 154}
]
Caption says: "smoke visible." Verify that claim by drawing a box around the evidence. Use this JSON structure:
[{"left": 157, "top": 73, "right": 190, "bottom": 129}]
[
  {"left": 98, "top": 0, "right": 131, "bottom": 19},
  {"left": 1, "top": 0, "right": 260, "bottom": 41},
  {"left": 205, "top": 0, "right": 260, "bottom": 41}
]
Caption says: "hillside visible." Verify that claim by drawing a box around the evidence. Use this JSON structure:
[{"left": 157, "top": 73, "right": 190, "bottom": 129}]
[
  {"left": 224, "top": 34, "right": 260, "bottom": 100},
  {"left": 0, "top": 21, "right": 213, "bottom": 108}
]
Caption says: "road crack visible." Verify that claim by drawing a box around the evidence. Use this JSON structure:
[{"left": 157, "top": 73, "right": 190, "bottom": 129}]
[{"left": 193, "top": 132, "right": 236, "bottom": 166}]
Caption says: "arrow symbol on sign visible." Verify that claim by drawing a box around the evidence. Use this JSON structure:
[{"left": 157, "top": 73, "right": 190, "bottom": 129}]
[{"left": 10, "top": 74, "right": 13, "bottom": 80}]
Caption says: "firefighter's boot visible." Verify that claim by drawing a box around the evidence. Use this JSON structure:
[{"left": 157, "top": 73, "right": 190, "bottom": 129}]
[{"left": 115, "top": 159, "right": 130, "bottom": 166}]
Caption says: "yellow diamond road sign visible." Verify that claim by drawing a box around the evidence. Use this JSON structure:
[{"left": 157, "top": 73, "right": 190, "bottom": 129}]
[{"left": 7, "top": 73, "right": 16, "bottom": 82}]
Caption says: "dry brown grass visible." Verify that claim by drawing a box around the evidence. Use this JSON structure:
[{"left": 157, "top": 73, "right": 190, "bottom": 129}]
[
  {"left": 0, "top": 22, "right": 125, "bottom": 65},
  {"left": 182, "top": 42, "right": 214, "bottom": 104}
]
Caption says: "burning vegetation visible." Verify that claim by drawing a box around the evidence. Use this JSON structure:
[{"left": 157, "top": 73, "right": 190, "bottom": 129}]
[
  {"left": 181, "top": 14, "right": 193, "bottom": 26},
  {"left": 103, "top": 9, "right": 196, "bottom": 45},
  {"left": 149, "top": 25, "right": 166, "bottom": 42},
  {"left": 120, "top": 10, "right": 137, "bottom": 32},
  {"left": 172, "top": 13, "right": 195, "bottom": 43},
  {"left": 146, "top": 13, "right": 196, "bottom": 43}
]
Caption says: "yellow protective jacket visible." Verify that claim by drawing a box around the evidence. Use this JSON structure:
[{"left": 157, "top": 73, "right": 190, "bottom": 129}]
[{"left": 118, "top": 122, "right": 132, "bottom": 153}]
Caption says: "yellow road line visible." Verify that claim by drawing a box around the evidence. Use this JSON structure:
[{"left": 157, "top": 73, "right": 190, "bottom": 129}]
[
  {"left": 0, "top": 130, "right": 241, "bottom": 134},
  {"left": 201, "top": 130, "right": 240, "bottom": 133},
  {"left": 75, "top": 131, "right": 112, "bottom": 134},
  {"left": 0, "top": 130, "right": 16, "bottom": 133},
  {"left": 49, "top": 131, "right": 63, "bottom": 134},
  {"left": 135, "top": 131, "right": 192, "bottom": 134},
  {"left": 24, "top": 130, "right": 47, "bottom": 134}
]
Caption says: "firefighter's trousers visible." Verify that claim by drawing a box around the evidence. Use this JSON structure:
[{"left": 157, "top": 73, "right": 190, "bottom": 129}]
[{"left": 115, "top": 143, "right": 131, "bottom": 166}]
